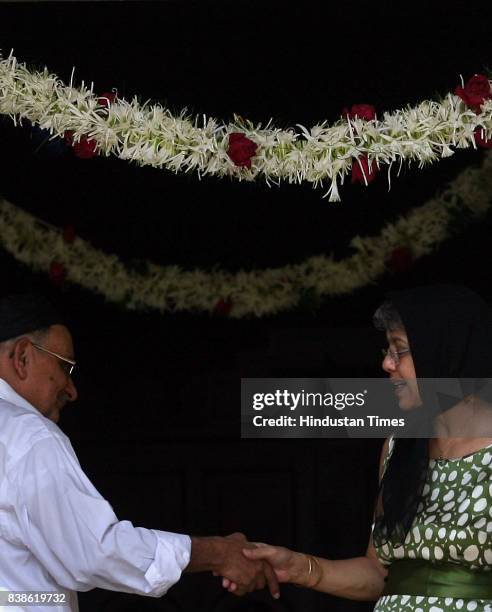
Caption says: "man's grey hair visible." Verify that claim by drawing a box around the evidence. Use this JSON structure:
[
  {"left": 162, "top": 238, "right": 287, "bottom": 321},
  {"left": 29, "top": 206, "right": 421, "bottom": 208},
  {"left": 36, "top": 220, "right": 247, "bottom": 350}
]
[{"left": 0, "top": 327, "right": 51, "bottom": 356}]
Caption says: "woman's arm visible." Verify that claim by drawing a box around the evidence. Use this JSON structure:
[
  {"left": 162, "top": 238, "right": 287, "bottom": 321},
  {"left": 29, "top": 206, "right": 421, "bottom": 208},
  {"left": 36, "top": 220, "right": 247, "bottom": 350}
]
[
  {"left": 240, "top": 438, "right": 391, "bottom": 601},
  {"left": 242, "top": 534, "right": 387, "bottom": 601}
]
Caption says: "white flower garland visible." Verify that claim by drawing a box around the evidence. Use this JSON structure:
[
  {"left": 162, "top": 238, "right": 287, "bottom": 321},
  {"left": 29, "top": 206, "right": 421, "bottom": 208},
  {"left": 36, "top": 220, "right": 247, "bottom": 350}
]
[
  {"left": 1, "top": 54, "right": 492, "bottom": 201},
  {"left": 0, "top": 152, "right": 490, "bottom": 317}
]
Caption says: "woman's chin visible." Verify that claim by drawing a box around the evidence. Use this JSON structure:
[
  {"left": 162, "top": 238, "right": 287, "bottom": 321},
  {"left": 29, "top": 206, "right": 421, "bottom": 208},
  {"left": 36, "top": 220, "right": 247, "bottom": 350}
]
[
  {"left": 397, "top": 392, "right": 422, "bottom": 411},
  {"left": 398, "top": 401, "right": 419, "bottom": 411},
  {"left": 393, "top": 382, "right": 421, "bottom": 411}
]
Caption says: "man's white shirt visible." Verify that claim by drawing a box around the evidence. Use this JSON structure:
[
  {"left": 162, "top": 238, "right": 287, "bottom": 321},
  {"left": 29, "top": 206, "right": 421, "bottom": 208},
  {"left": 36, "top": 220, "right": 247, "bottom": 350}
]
[{"left": 0, "top": 379, "right": 191, "bottom": 611}]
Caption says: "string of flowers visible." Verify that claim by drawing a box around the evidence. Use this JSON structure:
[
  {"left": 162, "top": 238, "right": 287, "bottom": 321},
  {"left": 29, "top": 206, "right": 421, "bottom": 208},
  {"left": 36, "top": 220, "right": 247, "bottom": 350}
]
[
  {"left": 1, "top": 53, "right": 492, "bottom": 201},
  {"left": 0, "top": 152, "right": 491, "bottom": 317}
]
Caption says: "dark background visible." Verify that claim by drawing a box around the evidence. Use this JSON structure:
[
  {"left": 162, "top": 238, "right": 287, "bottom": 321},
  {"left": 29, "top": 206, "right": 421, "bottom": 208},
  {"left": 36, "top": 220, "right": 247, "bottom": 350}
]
[{"left": 0, "top": 1, "right": 491, "bottom": 610}]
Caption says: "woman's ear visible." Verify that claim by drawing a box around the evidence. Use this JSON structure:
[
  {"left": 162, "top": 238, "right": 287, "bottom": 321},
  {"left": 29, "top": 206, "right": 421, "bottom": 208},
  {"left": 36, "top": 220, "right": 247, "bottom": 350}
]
[{"left": 11, "top": 338, "right": 32, "bottom": 381}]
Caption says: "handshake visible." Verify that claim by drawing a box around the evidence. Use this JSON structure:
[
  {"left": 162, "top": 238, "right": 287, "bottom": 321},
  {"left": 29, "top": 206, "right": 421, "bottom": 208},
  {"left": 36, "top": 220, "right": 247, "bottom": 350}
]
[{"left": 188, "top": 532, "right": 321, "bottom": 599}]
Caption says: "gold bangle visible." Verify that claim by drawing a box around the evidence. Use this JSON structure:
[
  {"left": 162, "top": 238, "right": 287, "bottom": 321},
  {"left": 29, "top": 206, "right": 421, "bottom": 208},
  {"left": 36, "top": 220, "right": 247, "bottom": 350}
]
[{"left": 306, "top": 554, "right": 322, "bottom": 588}]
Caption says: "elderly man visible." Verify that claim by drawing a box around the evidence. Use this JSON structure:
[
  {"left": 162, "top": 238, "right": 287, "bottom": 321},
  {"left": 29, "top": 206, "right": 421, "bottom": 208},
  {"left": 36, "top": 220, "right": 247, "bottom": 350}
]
[{"left": 0, "top": 294, "right": 278, "bottom": 611}]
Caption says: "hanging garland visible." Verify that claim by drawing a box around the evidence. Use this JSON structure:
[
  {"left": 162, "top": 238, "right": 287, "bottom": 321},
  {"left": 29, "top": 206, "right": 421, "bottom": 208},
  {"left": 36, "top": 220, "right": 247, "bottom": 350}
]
[
  {"left": 0, "top": 152, "right": 491, "bottom": 317},
  {"left": 1, "top": 54, "right": 492, "bottom": 201}
]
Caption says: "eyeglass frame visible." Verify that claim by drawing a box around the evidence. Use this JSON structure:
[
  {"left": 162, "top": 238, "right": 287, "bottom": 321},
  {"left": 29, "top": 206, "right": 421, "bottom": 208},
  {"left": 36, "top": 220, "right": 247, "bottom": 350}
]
[
  {"left": 381, "top": 347, "right": 411, "bottom": 366},
  {"left": 31, "top": 343, "right": 76, "bottom": 377}
]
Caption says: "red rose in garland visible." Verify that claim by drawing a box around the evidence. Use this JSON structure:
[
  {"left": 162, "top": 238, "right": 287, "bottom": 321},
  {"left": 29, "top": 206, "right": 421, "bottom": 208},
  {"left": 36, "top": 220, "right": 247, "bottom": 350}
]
[
  {"left": 64, "top": 131, "right": 98, "bottom": 159},
  {"left": 351, "top": 155, "right": 378, "bottom": 185},
  {"left": 474, "top": 129, "right": 492, "bottom": 149},
  {"left": 49, "top": 261, "right": 67, "bottom": 287},
  {"left": 455, "top": 74, "right": 492, "bottom": 113},
  {"left": 98, "top": 91, "right": 117, "bottom": 108},
  {"left": 73, "top": 137, "right": 98, "bottom": 159},
  {"left": 62, "top": 225, "right": 76, "bottom": 244},
  {"left": 227, "top": 133, "right": 258, "bottom": 168},
  {"left": 386, "top": 247, "right": 414, "bottom": 274},
  {"left": 214, "top": 298, "right": 233, "bottom": 316},
  {"left": 342, "top": 104, "right": 376, "bottom": 121}
]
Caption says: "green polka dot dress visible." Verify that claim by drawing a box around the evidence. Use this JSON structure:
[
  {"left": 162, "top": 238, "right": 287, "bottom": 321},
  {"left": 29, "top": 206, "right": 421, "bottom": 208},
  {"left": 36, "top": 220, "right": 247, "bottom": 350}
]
[{"left": 373, "top": 439, "right": 492, "bottom": 611}]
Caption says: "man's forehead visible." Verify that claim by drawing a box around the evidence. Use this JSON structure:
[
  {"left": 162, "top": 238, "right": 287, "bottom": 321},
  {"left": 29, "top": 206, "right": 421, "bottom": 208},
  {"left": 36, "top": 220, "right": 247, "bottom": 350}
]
[{"left": 47, "top": 325, "right": 75, "bottom": 354}]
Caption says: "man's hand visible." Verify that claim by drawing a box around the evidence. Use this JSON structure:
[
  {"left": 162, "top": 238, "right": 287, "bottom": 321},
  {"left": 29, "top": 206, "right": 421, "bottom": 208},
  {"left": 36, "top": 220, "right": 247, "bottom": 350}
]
[
  {"left": 187, "top": 533, "right": 279, "bottom": 598},
  {"left": 222, "top": 542, "right": 319, "bottom": 593},
  {"left": 218, "top": 533, "right": 279, "bottom": 598}
]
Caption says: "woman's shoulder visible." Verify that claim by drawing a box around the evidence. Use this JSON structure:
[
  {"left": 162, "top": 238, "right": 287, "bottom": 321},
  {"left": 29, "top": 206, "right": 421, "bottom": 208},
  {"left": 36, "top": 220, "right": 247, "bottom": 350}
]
[{"left": 428, "top": 437, "right": 492, "bottom": 461}]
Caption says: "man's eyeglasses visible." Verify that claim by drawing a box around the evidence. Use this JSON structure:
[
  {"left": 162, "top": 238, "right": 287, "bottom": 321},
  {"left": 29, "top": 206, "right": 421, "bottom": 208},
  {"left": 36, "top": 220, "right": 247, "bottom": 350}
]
[
  {"left": 381, "top": 348, "right": 411, "bottom": 366},
  {"left": 32, "top": 343, "right": 76, "bottom": 377}
]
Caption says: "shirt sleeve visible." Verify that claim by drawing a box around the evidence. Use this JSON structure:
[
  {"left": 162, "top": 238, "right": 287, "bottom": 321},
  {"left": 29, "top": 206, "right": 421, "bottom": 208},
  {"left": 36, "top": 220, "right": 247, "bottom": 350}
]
[{"left": 12, "top": 434, "right": 190, "bottom": 596}]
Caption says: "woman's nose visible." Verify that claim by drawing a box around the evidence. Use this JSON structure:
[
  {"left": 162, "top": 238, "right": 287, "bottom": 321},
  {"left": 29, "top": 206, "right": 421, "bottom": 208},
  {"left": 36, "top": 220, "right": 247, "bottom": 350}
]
[{"left": 382, "top": 353, "right": 396, "bottom": 373}]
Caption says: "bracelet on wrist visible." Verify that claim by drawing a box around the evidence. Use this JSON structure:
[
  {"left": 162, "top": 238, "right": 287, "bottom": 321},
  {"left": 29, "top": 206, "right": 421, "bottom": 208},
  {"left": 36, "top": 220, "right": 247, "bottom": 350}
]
[{"left": 305, "top": 554, "right": 322, "bottom": 589}]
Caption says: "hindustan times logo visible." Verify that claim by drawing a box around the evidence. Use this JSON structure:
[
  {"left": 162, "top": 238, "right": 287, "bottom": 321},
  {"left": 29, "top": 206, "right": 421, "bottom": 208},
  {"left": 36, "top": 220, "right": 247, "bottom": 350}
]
[{"left": 252, "top": 389, "right": 367, "bottom": 411}]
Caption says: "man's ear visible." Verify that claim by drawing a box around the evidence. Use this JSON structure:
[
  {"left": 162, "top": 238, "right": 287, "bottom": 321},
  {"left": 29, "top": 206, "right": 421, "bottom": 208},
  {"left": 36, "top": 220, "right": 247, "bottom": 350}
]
[{"left": 11, "top": 338, "right": 32, "bottom": 381}]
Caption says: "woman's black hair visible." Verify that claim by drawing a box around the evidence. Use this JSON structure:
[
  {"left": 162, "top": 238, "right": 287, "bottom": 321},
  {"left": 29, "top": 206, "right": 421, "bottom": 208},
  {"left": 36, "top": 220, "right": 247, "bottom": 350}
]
[
  {"left": 373, "top": 285, "right": 492, "bottom": 547},
  {"left": 373, "top": 301, "right": 404, "bottom": 332}
]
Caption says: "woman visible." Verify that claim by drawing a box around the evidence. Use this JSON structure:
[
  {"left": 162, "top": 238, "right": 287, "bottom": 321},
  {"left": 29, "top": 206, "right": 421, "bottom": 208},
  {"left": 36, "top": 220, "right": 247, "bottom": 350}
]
[{"left": 238, "top": 285, "right": 492, "bottom": 610}]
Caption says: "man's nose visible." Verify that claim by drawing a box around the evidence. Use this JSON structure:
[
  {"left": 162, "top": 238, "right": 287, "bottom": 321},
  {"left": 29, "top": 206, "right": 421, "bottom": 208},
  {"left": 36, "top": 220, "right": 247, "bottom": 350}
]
[{"left": 65, "top": 377, "right": 78, "bottom": 402}]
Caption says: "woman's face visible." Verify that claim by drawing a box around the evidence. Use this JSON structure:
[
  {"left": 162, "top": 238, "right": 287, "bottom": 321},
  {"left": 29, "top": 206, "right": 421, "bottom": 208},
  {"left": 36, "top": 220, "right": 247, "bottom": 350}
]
[{"left": 382, "top": 328, "right": 422, "bottom": 410}]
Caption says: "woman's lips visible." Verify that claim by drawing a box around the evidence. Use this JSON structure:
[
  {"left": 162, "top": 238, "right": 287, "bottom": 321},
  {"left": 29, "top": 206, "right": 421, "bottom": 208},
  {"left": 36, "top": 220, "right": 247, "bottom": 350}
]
[{"left": 391, "top": 380, "right": 407, "bottom": 395}]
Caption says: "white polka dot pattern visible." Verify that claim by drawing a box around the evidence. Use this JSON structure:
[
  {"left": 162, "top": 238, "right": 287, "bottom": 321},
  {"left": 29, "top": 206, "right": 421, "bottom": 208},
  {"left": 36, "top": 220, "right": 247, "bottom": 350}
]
[{"left": 373, "top": 443, "right": 492, "bottom": 611}]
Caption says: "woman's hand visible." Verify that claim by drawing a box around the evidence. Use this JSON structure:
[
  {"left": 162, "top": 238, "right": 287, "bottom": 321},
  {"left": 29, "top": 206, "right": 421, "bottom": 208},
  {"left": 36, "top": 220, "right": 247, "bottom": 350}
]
[
  {"left": 242, "top": 543, "right": 302, "bottom": 584},
  {"left": 218, "top": 543, "right": 320, "bottom": 595},
  {"left": 211, "top": 538, "right": 280, "bottom": 598}
]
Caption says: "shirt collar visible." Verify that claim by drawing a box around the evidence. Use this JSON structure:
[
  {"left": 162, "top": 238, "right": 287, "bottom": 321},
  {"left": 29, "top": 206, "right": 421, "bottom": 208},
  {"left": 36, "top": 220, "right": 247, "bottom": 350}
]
[{"left": 0, "top": 377, "right": 40, "bottom": 415}]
